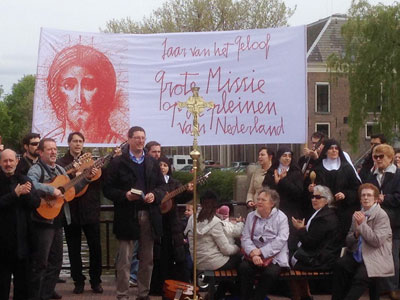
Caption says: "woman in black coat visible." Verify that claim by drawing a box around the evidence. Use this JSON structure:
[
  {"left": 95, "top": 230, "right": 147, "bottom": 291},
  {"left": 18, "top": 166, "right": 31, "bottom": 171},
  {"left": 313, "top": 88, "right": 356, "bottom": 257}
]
[
  {"left": 290, "top": 185, "right": 341, "bottom": 300},
  {"left": 150, "top": 156, "right": 193, "bottom": 294},
  {"left": 263, "top": 147, "right": 303, "bottom": 251},
  {"left": 307, "top": 139, "right": 360, "bottom": 243}
]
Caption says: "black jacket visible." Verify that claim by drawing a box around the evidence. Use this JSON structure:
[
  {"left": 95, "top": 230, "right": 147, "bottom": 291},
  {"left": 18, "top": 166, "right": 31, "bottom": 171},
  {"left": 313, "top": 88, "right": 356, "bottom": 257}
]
[
  {"left": 263, "top": 166, "right": 304, "bottom": 219},
  {"left": 293, "top": 205, "right": 341, "bottom": 270},
  {"left": 366, "top": 168, "right": 400, "bottom": 238},
  {"left": 307, "top": 160, "right": 360, "bottom": 239},
  {"left": 57, "top": 152, "right": 102, "bottom": 225},
  {"left": 103, "top": 147, "right": 166, "bottom": 240},
  {"left": 15, "top": 156, "right": 36, "bottom": 176},
  {"left": 0, "top": 170, "right": 40, "bottom": 259}
]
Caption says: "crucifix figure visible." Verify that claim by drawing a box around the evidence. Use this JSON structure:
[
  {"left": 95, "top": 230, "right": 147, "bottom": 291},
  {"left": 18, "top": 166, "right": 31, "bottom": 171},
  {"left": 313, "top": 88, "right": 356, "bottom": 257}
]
[{"left": 178, "top": 87, "right": 214, "bottom": 149}]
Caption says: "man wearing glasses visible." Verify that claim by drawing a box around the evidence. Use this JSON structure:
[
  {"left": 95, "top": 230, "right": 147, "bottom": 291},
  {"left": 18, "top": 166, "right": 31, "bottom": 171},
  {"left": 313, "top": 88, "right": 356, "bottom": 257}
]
[
  {"left": 16, "top": 133, "right": 41, "bottom": 176},
  {"left": 104, "top": 126, "right": 166, "bottom": 300}
]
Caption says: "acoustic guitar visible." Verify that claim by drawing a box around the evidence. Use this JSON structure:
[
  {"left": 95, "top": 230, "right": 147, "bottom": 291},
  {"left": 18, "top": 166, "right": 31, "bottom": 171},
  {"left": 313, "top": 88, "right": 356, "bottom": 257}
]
[
  {"left": 160, "top": 172, "right": 211, "bottom": 214},
  {"left": 37, "top": 143, "right": 127, "bottom": 219},
  {"left": 163, "top": 279, "right": 199, "bottom": 300},
  {"left": 64, "top": 152, "right": 92, "bottom": 175},
  {"left": 74, "top": 141, "right": 126, "bottom": 198},
  {"left": 36, "top": 169, "right": 93, "bottom": 219}
]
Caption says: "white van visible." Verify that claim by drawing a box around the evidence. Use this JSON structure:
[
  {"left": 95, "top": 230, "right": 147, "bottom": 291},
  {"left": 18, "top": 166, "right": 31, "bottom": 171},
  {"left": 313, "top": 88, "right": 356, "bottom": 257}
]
[{"left": 172, "top": 155, "right": 193, "bottom": 171}]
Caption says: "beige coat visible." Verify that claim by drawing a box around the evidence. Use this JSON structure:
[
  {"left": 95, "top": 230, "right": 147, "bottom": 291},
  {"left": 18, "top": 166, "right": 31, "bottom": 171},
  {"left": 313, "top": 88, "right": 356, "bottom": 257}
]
[
  {"left": 346, "top": 204, "right": 394, "bottom": 277},
  {"left": 184, "top": 215, "right": 240, "bottom": 271}
]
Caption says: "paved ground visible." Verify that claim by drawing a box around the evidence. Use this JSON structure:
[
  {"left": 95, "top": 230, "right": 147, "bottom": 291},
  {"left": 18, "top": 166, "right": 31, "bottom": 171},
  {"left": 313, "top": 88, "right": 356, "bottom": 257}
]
[{"left": 44, "top": 275, "right": 390, "bottom": 300}]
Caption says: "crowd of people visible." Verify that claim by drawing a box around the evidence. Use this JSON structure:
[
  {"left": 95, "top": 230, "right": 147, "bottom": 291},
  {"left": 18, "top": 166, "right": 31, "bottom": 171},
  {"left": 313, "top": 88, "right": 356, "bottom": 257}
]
[{"left": 1, "top": 129, "right": 400, "bottom": 300}]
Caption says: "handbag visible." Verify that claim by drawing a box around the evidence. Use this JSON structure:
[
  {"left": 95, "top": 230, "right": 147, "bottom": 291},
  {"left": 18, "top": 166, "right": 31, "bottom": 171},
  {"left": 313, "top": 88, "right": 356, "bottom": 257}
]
[{"left": 241, "top": 216, "right": 274, "bottom": 267}]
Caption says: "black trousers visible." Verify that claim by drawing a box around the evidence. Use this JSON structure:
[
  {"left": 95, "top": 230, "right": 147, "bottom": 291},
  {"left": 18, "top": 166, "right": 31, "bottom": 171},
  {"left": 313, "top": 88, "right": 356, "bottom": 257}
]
[
  {"left": 239, "top": 259, "right": 281, "bottom": 300},
  {"left": 0, "top": 256, "right": 29, "bottom": 300},
  {"left": 29, "top": 225, "right": 63, "bottom": 300},
  {"left": 64, "top": 222, "right": 102, "bottom": 286},
  {"left": 331, "top": 253, "right": 379, "bottom": 300}
]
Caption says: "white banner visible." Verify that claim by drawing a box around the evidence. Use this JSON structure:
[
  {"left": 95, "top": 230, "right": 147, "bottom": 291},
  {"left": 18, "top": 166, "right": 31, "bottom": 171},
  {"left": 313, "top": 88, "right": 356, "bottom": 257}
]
[{"left": 33, "top": 26, "right": 307, "bottom": 146}]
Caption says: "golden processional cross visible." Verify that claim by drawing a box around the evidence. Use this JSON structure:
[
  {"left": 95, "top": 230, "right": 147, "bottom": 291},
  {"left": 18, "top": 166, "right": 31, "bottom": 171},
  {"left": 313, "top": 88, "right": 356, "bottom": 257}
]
[
  {"left": 177, "top": 87, "right": 214, "bottom": 300},
  {"left": 178, "top": 87, "right": 215, "bottom": 150}
]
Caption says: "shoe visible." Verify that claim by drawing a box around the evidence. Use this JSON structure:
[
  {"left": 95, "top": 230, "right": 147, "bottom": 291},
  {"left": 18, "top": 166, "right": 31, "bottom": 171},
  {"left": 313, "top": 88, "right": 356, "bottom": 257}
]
[
  {"left": 57, "top": 278, "right": 66, "bottom": 283},
  {"left": 390, "top": 291, "right": 400, "bottom": 300},
  {"left": 73, "top": 283, "right": 84, "bottom": 294},
  {"left": 92, "top": 284, "right": 104, "bottom": 294},
  {"left": 129, "top": 279, "right": 138, "bottom": 287},
  {"left": 51, "top": 291, "right": 62, "bottom": 299}
]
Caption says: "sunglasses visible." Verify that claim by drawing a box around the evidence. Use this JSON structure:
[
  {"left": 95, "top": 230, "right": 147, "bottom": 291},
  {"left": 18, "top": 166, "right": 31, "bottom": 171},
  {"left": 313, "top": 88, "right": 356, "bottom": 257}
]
[
  {"left": 312, "top": 195, "right": 325, "bottom": 200},
  {"left": 373, "top": 154, "right": 385, "bottom": 160},
  {"left": 29, "top": 142, "right": 39, "bottom": 146}
]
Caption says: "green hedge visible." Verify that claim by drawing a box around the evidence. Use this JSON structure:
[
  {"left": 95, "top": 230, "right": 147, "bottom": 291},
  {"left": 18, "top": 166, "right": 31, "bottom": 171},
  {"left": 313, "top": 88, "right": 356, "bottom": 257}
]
[{"left": 172, "top": 170, "right": 236, "bottom": 203}]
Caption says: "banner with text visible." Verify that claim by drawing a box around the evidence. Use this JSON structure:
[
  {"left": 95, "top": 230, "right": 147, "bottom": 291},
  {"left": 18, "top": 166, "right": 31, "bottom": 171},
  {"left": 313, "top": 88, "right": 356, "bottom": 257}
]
[{"left": 33, "top": 26, "right": 307, "bottom": 146}]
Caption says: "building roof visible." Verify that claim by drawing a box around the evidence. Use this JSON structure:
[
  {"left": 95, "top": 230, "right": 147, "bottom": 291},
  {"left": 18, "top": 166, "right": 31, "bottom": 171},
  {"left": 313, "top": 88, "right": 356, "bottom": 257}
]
[{"left": 307, "top": 14, "right": 348, "bottom": 63}]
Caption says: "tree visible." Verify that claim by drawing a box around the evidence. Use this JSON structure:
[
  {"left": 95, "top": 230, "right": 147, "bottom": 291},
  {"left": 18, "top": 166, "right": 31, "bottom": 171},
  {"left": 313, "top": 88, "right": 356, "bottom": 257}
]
[
  {"left": 0, "top": 75, "right": 35, "bottom": 151},
  {"left": 327, "top": 0, "right": 400, "bottom": 151},
  {"left": 103, "top": 0, "right": 295, "bottom": 34}
]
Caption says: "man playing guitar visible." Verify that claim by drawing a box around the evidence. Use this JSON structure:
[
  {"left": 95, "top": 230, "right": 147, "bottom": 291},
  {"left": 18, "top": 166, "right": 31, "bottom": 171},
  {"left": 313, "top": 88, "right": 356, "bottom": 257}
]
[
  {"left": 56, "top": 132, "right": 105, "bottom": 294},
  {"left": 27, "top": 138, "right": 97, "bottom": 300}
]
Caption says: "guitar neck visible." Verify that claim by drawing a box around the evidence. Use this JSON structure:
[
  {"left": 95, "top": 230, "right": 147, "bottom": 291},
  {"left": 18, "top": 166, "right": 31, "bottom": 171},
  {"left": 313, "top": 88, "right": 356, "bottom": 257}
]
[
  {"left": 63, "top": 157, "right": 107, "bottom": 191},
  {"left": 162, "top": 172, "right": 210, "bottom": 203},
  {"left": 166, "top": 184, "right": 189, "bottom": 200}
]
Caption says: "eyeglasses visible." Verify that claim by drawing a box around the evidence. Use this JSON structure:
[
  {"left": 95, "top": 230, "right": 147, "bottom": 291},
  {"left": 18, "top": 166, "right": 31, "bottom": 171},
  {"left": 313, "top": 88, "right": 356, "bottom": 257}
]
[
  {"left": 329, "top": 146, "right": 339, "bottom": 150},
  {"left": 373, "top": 154, "right": 385, "bottom": 160},
  {"left": 29, "top": 142, "right": 39, "bottom": 146},
  {"left": 312, "top": 195, "right": 325, "bottom": 200}
]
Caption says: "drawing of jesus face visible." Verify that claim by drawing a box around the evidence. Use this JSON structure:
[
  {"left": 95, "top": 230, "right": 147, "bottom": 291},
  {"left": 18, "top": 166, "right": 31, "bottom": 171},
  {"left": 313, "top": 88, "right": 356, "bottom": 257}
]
[
  {"left": 59, "top": 65, "right": 98, "bottom": 131},
  {"left": 47, "top": 44, "right": 120, "bottom": 142}
]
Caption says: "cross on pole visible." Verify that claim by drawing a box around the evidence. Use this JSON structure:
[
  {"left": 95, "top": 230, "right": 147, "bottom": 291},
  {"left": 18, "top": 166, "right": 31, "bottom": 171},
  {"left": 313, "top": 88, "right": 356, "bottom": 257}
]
[
  {"left": 177, "top": 87, "right": 214, "bottom": 300},
  {"left": 178, "top": 87, "right": 214, "bottom": 150}
]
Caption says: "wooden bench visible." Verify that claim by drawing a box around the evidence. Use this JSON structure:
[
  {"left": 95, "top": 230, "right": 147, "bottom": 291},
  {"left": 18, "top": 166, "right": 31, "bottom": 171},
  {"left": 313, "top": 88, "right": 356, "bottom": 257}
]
[{"left": 198, "top": 269, "right": 333, "bottom": 300}]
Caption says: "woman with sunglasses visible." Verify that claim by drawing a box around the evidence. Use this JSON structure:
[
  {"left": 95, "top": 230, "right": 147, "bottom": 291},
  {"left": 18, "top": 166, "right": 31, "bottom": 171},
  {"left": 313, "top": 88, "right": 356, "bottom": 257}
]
[
  {"left": 290, "top": 185, "right": 340, "bottom": 300},
  {"left": 307, "top": 139, "right": 360, "bottom": 244},
  {"left": 365, "top": 144, "right": 400, "bottom": 300}
]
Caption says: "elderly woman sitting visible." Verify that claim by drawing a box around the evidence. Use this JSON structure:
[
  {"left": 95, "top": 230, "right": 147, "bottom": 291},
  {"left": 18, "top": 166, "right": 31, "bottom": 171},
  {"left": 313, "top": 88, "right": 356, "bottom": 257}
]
[
  {"left": 239, "top": 188, "right": 289, "bottom": 300},
  {"left": 332, "top": 183, "right": 394, "bottom": 300},
  {"left": 290, "top": 185, "right": 341, "bottom": 300}
]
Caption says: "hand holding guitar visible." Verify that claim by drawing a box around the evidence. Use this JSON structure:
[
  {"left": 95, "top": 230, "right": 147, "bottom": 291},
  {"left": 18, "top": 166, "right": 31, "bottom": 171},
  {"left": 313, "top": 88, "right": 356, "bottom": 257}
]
[
  {"left": 187, "top": 182, "right": 194, "bottom": 192},
  {"left": 15, "top": 182, "right": 32, "bottom": 197},
  {"left": 53, "top": 188, "right": 63, "bottom": 198},
  {"left": 303, "top": 147, "right": 319, "bottom": 160},
  {"left": 85, "top": 167, "right": 100, "bottom": 180}
]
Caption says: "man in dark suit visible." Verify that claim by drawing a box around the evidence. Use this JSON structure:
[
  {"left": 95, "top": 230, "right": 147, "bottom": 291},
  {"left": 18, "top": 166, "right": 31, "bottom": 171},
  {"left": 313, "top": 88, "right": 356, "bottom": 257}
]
[
  {"left": 0, "top": 149, "right": 40, "bottom": 300},
  {"left": 104, "top": 126, "right": 166, "bottom": 300},
  {"left": 57, "top": 132, "right": 103, "bottom": 294}
]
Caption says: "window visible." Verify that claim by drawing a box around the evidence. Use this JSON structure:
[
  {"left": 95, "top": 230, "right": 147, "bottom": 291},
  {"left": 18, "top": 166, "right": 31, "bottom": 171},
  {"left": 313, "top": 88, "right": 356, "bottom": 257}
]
[
  {"left": 315, "top": 83, "right": 330, "bottom": 113},
  {"left": 315, "top": 123, "right": 330, "bottom": 138},
  {"left": 365, "top": 122, "right": 378, "bottom": 139}
]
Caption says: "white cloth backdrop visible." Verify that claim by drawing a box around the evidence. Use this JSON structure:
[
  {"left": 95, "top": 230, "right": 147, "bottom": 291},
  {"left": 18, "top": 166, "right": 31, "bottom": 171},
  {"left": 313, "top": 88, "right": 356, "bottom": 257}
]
[{"left": 32, "top": 26, "right": 307, "bottom": 146}]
